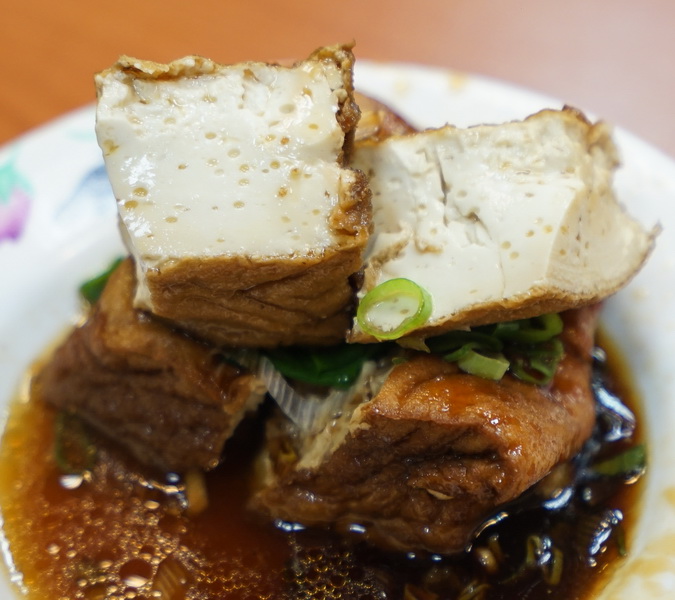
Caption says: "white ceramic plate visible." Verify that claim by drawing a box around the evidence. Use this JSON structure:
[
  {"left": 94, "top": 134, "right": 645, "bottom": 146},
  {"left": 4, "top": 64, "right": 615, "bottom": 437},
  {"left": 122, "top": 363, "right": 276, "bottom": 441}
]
[{"left": 0, "top": 61, "right": 674, "bottom": 599}]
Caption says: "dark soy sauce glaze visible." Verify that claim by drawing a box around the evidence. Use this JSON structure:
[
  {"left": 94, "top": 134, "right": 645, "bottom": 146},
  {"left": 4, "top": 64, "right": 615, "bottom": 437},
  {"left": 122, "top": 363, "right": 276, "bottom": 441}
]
[{"left": 0, "top": 334, "right": 644, "bottom": 600}]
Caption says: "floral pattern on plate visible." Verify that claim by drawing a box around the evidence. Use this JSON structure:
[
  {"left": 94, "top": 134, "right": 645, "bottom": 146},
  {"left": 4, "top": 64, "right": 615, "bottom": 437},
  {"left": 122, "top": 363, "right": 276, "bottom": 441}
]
[{"left": 0, "top": 154, "right": 32, "bottom": 243}]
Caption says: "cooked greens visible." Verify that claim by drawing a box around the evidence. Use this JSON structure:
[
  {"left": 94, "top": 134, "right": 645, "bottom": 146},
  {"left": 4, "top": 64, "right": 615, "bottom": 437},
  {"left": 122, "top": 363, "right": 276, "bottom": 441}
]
[
  {"left": 79, "top": 257, "right": 123, "bottom": 304},
  {"left": 428, "top": 313, "right": 565, "bottom": 384},
  {"left": 264, "top": 343, "right": 384, "bottom": 389}
]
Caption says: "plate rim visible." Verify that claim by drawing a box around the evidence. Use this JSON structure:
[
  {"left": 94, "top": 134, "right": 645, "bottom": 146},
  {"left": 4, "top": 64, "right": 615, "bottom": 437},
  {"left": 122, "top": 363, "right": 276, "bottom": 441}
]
[{"left": 1, "top": 59, "right": 674, "bottom": 599}]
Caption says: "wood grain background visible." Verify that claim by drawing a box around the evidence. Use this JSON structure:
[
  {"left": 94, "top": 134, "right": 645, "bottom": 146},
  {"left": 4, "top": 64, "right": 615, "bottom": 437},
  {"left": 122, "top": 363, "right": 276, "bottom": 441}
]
[{"left": 1, "top": 0, "right": 674, "bottom": 157}]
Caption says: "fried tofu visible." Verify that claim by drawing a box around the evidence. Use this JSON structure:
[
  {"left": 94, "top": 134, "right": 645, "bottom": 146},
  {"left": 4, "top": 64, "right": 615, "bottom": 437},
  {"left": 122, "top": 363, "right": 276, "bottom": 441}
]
[
  {"left": 33, "top": 259, "right": 265, "bottom": 472},
  {"left": 350, "top": 108, "right": 656, "bottom": 341},
  {"left": 252, "top": 306, "right": 599, "bottom": 554},
  {"left": 95, "top": 45, "right": 370, "bottom": 348}
]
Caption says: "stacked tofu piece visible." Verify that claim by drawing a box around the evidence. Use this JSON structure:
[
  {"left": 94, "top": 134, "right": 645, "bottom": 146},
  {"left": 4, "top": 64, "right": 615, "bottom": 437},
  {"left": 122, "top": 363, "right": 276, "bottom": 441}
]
[{"left": 95, "top": 46, "right": 370, "bottom": 348}]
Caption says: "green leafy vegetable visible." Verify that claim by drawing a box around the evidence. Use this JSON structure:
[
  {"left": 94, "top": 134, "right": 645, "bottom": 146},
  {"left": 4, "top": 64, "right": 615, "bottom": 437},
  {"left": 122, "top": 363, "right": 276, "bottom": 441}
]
[
  {"left": 264, "top": 343, "right": 382, "bottom": 389},
  {"left": 79, "top": 257, "right": 124, "bottom": 304},
  {"left": 356, "top": 278, "right": 432, "bottom": 340}
]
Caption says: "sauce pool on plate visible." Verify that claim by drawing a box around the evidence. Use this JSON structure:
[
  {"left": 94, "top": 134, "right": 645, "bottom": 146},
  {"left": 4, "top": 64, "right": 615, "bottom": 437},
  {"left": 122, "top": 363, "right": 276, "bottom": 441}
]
[{"left": 0, "top": 333, "right": 645, "bottom": 600}]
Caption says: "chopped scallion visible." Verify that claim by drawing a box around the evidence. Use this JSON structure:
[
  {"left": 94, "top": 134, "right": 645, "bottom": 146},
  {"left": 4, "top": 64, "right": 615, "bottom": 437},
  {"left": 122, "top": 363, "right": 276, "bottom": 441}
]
[
  {"left": 591, "top": 444, "right": 646, "bottom": 478},
  {"left": 492, "top": 313, "right": 563, "bottom": 344},
  {"left": 543, "top": 547, "right": 564, "bottom": 585},
  {"left": 457, "top": 350, "right": 510, "bottom": 381},
  {"left": 427, "top": 330, "right": 503, "bottom": 355},
  {"left": 509, "top": 339, "right": 564, "bottom": 385},
  {"left": 427, "top": 314, "right": 565, "bottom": 385},
  {"left": 615, "top": 522, "right": 628, "bottom": 557},
  {"left": 356, "top": 278, "right": 432, "bottom": 341}
]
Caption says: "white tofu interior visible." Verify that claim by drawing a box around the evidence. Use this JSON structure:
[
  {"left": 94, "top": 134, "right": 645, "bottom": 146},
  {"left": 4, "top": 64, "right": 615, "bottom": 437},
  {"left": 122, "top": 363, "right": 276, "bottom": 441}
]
[
  {"left": 352, "top": 110, "right": 651, "bottom": 334},
  {"left": 96, "top": 56, "right": 348, "bottom": 265}
]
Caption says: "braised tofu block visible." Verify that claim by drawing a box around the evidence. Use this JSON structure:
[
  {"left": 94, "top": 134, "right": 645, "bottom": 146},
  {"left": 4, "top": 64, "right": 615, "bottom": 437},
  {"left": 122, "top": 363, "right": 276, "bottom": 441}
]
[
  {"left": 252, "top": 306, "right": 599, "bottom": 554},
  {"left": 350, "top": 108, "right": 656, "bottom": 342},
  {"left": 33, "top": 259, "right": 265, "bottom": 472},
  {"left": 95, "top": 45, "right": 370, "bottom": 348}
]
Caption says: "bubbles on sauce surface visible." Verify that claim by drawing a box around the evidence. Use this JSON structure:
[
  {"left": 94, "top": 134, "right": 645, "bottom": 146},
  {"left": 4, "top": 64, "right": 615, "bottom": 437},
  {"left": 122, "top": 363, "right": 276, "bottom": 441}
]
[{"left": 0, "top": 339, "right": 645, "bottom": 600}]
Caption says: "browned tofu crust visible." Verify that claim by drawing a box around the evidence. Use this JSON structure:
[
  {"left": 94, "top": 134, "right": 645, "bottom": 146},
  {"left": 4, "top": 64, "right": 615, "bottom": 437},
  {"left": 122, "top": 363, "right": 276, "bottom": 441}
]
[
  {"left": 117, "top": 45, "right": 372, "bottom": 348},
  {"left": 252, "top": 305, "right": 599, "bottom": 554},
  {"left": 33, "top": 259, "right": 263, "bottom": 472},
  {"left": 353, "top": 91, "right": 417, "bottom": 143},
  {"left": 146, "top": 169, "right": 371, "bottom": 348}
]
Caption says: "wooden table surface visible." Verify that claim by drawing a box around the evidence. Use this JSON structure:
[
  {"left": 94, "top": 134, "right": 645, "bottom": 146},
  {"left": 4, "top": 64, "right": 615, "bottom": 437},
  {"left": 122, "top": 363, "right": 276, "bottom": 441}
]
[{"left": 1, "top": 0, "right": 674, "bottom": 158}]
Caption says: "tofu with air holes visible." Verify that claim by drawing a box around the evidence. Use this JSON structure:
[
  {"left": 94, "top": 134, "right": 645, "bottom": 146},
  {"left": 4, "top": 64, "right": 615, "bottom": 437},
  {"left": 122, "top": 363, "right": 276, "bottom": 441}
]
[
  {"left": 350, "top": 108, "right": 657, "bottom": 342},
  {"left": 95, "top": 45, "right": 370, "bottom": 348}
]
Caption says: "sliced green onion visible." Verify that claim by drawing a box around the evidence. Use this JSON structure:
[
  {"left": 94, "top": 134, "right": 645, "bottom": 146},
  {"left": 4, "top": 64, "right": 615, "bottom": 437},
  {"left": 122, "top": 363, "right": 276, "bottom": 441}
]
[
  {"left": 483, "top": 320, "right": 520, "bottom": 338},
  {"left": 615, "top": 522, "right": 628, "bottom": 557},
  {"left": 591, "top": 444, "right": 646, "bottom": 478},
  {"left": 457, "top": 350, "right": 510, "bottom": 381},
  {"left": 509, "top": 338, "right": 564, "bottom": 385},
  {"left": 492, "top": 313, "right": 563, "bottom": 344},
  {"left": 427, "top": 330, "right": 503, "bottom": 355},
  {"left": 524, "top": 535, "right": 544, "bottom": 568},
  {"left": 542, "top": 547, "right": 564, "bottom": 586},
  {"left": 79, "top": 257, "right": 124, "bottom": 304},
  {"left": 524, "top": 534, "right": 564, "bottom": 585},
  {"left": 442, "top": 343, "right": 477, "bottom": 362},
  {"left": 473, "top": 546, "right": 500, "bottom": 575},
  {"left": 356, "top": 278, "right": 432, "bottom": 341},
  {"left": 442, "top": 342, "right": 491, "bottom": 363},
  {"left": 264, "top": 343, "right": 380, "bottom": 389},
  {"left": 487, "top": 534, "right": 505, "bottom": 563}
]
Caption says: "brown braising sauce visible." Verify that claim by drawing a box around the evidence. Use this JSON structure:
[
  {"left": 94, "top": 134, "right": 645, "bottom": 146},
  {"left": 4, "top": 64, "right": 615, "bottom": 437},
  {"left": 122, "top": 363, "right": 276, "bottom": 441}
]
[{"left": 0, "top": 333, "right": 644, "bottom": 600}]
